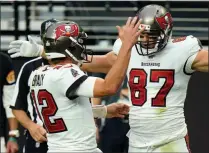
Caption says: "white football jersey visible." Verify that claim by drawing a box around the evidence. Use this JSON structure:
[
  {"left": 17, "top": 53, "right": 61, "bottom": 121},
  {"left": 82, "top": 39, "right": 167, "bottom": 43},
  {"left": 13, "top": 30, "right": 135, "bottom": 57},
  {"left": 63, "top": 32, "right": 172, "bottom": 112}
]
[
  {"left": 113, "top": 35, "right": 202, "bottom": 147},
  {"left": 28, "top": 64, "right": 97, "bottom": 152}
]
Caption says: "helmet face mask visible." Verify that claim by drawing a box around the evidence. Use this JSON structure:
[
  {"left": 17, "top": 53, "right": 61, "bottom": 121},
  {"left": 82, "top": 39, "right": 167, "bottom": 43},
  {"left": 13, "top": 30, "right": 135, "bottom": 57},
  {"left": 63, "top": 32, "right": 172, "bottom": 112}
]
[
  {"left": 42, "top": 21, "right": 93, "bottom": 63},
  {"left": 135, "top": 4, "right": 173, "bottom": 56},
  {"left": 136, "top": 30, "right": 167, "bottom": 56}
]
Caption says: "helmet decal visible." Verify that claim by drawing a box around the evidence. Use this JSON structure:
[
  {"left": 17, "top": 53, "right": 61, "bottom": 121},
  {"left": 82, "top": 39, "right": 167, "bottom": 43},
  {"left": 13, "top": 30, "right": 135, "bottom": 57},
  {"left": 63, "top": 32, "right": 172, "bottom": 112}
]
[
  {"left": 53, "top": 23, "right": 79, "bottom": 40},
  {"left": 155, "top": 12, "right": 173, "bottom": 31}
]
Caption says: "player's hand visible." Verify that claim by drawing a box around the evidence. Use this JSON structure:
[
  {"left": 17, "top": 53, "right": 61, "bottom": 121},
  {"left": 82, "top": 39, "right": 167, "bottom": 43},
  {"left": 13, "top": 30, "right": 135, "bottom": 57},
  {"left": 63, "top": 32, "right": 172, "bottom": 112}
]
[
  {"left": 116, "top": 16, "right": 145, "bottom": 49},
  {"left": 8, "top": 35, "right": 43, "bottom": 58},
  {"left": 28, "top": 123, "right": 47, "bottom": 143},
  {"left": 6, "top": 138, "right": 18, "bottom": 153},
  {"left": 106, "top": 103, "right": 130, "bottom": 118}
]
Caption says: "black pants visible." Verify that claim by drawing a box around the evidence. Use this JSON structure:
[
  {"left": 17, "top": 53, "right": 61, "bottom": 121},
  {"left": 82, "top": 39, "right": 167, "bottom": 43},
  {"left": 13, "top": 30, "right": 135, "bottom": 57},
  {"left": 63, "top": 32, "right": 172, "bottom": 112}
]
[
  {"left": 98, "top": 118, "right": 130, "bottom": 153},
  {"left": 24, "top": 131, "right": 48, "bottom": 153}
]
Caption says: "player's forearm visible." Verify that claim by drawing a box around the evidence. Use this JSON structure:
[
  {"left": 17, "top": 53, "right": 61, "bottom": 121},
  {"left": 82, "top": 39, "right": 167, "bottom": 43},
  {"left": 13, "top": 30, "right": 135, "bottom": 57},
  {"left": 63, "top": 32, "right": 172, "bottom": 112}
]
[
  {"left": 12, "top": 109, "right": 34, "bottom": 130},
  {"left": 81, "top": 54, "right": 112, "bottom": 73},
  {"left": 103, "top": 44, "right": 131, "bottom": 95},
  {"left": 91, "top": 98, "right": 102, "bottom": 105},
  {"left": 8, "top": 118, "right": 18, "bottom": 130}
]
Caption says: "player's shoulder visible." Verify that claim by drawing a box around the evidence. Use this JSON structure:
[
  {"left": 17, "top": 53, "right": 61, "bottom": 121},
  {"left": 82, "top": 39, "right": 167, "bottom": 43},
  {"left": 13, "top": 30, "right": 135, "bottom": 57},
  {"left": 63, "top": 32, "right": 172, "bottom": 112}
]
[
  {"left": 54, "top": 63, "right": 81, "bottom": 72},
  {"left": 169, "top": 35, "right": 201, "bottom": 47},
  {"left": 167, "top": 35, "right": 202, "bottom": 54},
  {"left": 51, "top": 63, "right": 85, "bottom": 79}
]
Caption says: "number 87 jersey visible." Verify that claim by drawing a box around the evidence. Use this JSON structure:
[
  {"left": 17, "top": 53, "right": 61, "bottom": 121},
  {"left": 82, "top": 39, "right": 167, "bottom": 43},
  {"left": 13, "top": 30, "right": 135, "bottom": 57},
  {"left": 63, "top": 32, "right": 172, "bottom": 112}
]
[{"left": 112, "top": 35, "right": 202, "bottom": 147}]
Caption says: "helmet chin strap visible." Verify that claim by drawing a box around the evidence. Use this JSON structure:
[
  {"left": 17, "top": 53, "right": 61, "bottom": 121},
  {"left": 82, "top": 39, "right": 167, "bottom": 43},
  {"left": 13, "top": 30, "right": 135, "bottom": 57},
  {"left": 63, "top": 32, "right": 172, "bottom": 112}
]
[{"left": 65, "top": 49, "right": 83, "bottom": 66}]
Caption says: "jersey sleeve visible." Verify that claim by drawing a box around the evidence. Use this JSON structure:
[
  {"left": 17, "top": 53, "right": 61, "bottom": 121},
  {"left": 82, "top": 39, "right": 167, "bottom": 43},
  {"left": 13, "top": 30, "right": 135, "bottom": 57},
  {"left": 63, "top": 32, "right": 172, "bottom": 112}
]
[
  {"left": 10, "top": 63, "right": 31, "bottom": 112},
  {"left": 57, "top": 65, "right": 88, "bottom": 100},
  {"left": 75, "top": 76, "right": 97, "bottom": 98},
  {"left": 184, "top": 35, "right": 203, "bottom": 74},
  {"left": 112, "top": 38, "right": 122, "bottom": 55}
]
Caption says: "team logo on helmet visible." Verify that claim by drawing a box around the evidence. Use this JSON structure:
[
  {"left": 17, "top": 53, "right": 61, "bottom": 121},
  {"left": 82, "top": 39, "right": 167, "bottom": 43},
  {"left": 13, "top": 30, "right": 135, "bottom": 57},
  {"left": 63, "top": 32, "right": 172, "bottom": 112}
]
[
  {"left": 155, "top": 12, "right": 173, "bottom": 31},
  {"left": 53, "top": 23, "right": 79, "bottom": 40}
]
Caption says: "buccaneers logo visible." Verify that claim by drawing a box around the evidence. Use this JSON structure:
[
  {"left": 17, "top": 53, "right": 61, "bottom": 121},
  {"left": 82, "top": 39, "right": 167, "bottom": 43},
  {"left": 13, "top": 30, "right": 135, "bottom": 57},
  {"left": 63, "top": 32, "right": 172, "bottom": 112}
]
[
  {"left": 155, "top": 12, "right": 173, "bottom": 31},
  {"left": 53, "top": 23, "right": 79, "bottom": 40}
]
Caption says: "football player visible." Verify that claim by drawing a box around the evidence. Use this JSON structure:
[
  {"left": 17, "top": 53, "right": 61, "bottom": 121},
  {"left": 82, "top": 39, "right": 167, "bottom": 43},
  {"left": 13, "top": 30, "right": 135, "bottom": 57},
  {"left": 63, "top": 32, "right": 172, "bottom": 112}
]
[
  {"left": 10, "top": 19, "right": 59, "bottom": 153},
  {"left": 85, "top": 5, "right": 207, "bottom": 152},
  {"left": 27, "top": 18, "right": 142, "bottom": 152},
  {"left": 84, "top": 5, "right": 208, "bottom": 152},
  {"left": 8, "top": 19, "right": 131, "bottom": 152},
  {"left": 7, "top": 4, "right": 208, "bottom": 152}
]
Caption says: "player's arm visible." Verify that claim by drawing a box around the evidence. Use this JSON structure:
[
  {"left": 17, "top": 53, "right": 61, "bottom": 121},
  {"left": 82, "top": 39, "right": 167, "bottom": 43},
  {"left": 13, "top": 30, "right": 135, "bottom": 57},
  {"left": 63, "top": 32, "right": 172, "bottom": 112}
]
[
  {"left": 81, "top": 35, "right": 125, "bottom": 74},
  {"left": 91, "top": 98, "right": 102, "bottom": 105},
  {"left": 81, "top": 52, "right": 117, "bottom": 74},
  {"left": 191, "top": 49, "right": 208, "bottom": 72},
  {"left": 8, "top": 34, "right": 117, "bottom": 74},
  {"left": 12, "top": 109, "right": 47, "bottom": 142},
  {"left": 76, "top": 17, "right": 143, "bottom": 98},
  {"left": 65, "top": 17, "right": 142, "bottom": 100},
  {"left": 8, "top": 33, "right": 117, "bottom": 74},
  {"left": 79, "top": 17, "right": 142, "bottom": 97},
  {"left": 8, "top": 35, "right": 43, "bottom": 58},
  {"left": 68, "top": 40, "right": 132, "bottom": 98}
]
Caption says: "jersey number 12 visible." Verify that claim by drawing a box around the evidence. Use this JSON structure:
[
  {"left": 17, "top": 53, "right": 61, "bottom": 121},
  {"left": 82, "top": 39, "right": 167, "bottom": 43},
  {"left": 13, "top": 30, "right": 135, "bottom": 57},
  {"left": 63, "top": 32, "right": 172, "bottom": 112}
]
[{"left": 31, "top": 89, "right": 67, "bottom": 133}]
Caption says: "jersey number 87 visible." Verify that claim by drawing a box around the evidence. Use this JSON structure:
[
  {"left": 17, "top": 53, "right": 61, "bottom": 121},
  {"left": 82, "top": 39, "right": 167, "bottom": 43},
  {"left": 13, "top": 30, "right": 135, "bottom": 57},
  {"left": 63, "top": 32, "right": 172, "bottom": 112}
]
[{"left": 129, "top": 69, "right": 175, "bottom": 107}]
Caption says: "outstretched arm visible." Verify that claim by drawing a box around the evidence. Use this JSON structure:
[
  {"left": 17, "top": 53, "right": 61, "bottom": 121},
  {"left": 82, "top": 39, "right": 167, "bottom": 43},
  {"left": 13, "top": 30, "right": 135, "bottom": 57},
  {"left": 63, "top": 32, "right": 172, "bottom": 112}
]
[
  {"left": 81, "top": 52, "right": 117, "bottom": 74},
  {"left": 92, "top": 103, "right": 130, "bottom": 118}
]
